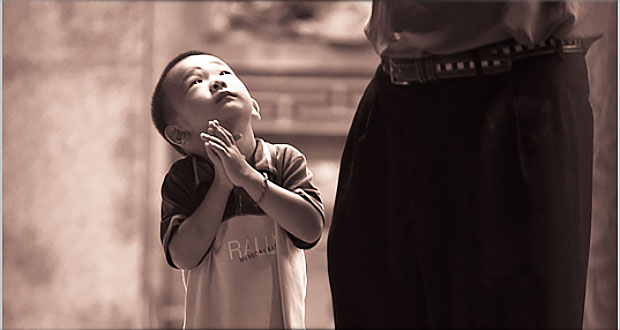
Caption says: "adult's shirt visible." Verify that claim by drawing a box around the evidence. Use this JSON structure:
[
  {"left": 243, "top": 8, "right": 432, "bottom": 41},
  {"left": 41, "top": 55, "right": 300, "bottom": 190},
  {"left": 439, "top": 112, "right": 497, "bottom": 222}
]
[
  {"left": 366, "top": 1, "right": 610, "bottom": 58},
  {"left": 160, "top": 138, "right": 324, "bottom": 329}
]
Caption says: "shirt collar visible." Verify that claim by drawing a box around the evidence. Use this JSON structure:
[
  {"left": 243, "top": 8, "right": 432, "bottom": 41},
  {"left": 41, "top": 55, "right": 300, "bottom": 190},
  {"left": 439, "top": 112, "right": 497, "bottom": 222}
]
[{"left": 191, "top": 138, "right": 276, "bottom": 186}]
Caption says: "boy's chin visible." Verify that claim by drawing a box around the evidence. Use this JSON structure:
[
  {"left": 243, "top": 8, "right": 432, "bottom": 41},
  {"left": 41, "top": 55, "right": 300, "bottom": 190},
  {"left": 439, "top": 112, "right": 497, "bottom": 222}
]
[{"left": 206, "top": 116, "right": 250, "bottom": 133}]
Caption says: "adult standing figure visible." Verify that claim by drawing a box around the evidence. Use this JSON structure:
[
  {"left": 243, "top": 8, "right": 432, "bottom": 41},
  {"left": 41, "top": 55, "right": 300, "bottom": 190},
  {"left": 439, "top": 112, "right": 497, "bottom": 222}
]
[{"left": 327, "top": 2, "right": 609, "bottom": 328}]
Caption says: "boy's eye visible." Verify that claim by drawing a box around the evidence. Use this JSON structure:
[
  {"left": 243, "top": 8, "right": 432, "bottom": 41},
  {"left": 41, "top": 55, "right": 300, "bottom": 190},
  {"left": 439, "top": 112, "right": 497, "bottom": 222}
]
[
  {"left": 220, "top": 71, "right": 231, "bottom": 75},
  {"left": 192, "top": 79, "right": 203, "bottom": 86}
]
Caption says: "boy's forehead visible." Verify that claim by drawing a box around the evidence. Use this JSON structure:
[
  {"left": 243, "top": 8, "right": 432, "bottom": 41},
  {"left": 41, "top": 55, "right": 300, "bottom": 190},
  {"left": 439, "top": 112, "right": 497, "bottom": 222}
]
[
  {"left": 181, "top": 54, "right": 229, "bottom": 68},
  {"left": 167, "top": 55, "right": 230, "bottom": 85}
]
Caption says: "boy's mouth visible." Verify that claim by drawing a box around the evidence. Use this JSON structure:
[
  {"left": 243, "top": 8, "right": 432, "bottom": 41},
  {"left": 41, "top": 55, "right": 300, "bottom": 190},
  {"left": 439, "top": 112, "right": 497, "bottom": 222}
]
[{"left": 215, "top": 91, "right": 235, "bottom": 104}]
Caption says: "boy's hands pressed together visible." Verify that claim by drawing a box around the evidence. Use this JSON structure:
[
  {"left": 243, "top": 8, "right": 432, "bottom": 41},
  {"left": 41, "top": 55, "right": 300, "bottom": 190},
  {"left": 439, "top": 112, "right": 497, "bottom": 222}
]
[
  {"left": 202, "top": 120, "right": 323, "bottom": 244},
  {"left": 202, "top": 130, "right": 233, "bottom": 190},
  {"left": 200, "top": 120, "right": 263, "bottom": 190}
]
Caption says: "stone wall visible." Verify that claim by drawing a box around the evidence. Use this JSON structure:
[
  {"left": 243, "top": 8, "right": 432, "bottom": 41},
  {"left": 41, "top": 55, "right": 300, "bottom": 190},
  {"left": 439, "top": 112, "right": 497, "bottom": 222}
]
[{"left": 3, "top": 1, "right": 155, "bottom": 327}]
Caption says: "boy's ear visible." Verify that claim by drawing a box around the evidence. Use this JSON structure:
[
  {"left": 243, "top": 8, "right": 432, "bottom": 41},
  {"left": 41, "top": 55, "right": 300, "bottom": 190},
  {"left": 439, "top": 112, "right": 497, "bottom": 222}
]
[
  {"left": 164, "top": 125, "right": 189, "bottom": 147},
  {"left": 251, "top": 98, "right": 261, "bottom": 120}
]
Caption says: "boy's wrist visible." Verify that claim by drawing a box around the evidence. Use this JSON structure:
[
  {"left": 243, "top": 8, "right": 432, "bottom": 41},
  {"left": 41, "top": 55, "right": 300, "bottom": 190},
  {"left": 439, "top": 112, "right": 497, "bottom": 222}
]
[{"left": 240, "top": 168, "right": 267, "bottom": 200}]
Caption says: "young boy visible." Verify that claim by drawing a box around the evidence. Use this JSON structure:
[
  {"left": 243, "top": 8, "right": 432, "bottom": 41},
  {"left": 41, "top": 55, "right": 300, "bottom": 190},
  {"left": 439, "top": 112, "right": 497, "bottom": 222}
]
[{"left": 151, "top": 51, "right": 325, "bottom": 329}]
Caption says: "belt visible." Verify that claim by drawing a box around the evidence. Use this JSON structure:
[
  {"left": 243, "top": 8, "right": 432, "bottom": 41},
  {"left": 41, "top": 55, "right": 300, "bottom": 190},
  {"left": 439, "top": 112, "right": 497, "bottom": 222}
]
[{"left": 381, "top": 39, "right": 584, "bottom": 85}]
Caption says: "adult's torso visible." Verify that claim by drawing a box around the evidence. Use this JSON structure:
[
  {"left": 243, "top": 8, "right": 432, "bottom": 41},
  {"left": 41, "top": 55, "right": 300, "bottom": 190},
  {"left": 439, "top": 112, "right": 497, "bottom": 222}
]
[{"left": 366, "top": 1, "right": 606, "bottom": 58}]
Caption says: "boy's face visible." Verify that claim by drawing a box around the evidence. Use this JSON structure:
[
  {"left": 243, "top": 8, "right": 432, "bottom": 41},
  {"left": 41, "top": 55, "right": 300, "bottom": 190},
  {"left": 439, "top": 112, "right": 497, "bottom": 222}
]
[{"left": 164, "top": 54, "right": 259, "bottom": 155}]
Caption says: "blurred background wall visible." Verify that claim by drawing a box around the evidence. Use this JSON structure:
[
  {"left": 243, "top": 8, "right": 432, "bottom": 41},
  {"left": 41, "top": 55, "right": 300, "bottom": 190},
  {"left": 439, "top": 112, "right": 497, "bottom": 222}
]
[
  {"left": 3, "top": 1, "right": 155, "bottom": 327},
  {"left": 2, "top": 1, "right": 616, "bottom": 329}
]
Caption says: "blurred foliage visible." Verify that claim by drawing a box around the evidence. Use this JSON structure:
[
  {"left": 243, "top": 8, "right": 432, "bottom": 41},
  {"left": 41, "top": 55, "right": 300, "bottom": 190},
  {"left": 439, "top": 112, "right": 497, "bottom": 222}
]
[{"left": 205, "top": 2, "right": 370, "bottom": 45}]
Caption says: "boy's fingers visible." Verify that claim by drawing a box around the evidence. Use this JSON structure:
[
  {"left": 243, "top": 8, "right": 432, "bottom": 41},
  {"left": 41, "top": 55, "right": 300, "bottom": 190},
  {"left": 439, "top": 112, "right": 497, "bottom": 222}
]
[
  {"left": 205, "top": 144, "right": 229, "bottom": 175},
  {"left": 209, "top": 121, "right": 233, "bottom": 146},
  {"left": 210, "top": 120, "right": 236, "bottom": 146},
  {"left": 214, "top": 120, "right": 232, "bottom": 136},
  {"left": 205, "top": 143, "right": 227, "bottom": 167},
  {"left": 206, "top": 139, "right": 229, "bottom": 157},
  {"left": 204, "top": 142, "right": 214, "bottom": 157},
  {"left": 204, "top": 141, "right": 214, "bottom": 153},
  {"left": 215, "top": 125, "right": 234, "bottom": 146},
  {"left": 208, "top": 122, "right": 223, "bottom": 142},
  {"left": 202, "top": 133, "right": 227, "bottom": 149},
  {"left": 204, "top": 143, "right": 217, "bottom": 164},
  {"left": 202, "top": 131, "right": 223, "bottom": 143},
  {"left": 207, "top": 122, "right": 219, "bottom": 138}
]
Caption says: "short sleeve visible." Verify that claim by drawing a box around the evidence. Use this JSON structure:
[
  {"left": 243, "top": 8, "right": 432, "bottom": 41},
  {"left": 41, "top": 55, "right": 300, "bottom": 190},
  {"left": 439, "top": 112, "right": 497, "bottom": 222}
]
[
  {"left": 278, "top": 148, "right": 326, "bottom": 249},
  {"left": 160, "top": 159, "right": 200, "bottom": 269}
]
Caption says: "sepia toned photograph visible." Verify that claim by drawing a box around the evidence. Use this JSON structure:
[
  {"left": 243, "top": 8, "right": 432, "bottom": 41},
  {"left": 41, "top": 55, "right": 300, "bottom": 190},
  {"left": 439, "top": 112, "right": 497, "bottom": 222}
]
[{"left": 2, "top": 1, "right": 617, "bottom": 329}]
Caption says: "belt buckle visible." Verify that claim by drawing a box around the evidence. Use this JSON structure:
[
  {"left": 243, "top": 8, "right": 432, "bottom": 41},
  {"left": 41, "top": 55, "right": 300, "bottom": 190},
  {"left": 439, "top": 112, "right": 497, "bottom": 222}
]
[
  {"left": 389, "top": 59, "right": 411, "bottom": 86},
  {"left": 560, "top": 40, "right": 583, "bottom": 54}
]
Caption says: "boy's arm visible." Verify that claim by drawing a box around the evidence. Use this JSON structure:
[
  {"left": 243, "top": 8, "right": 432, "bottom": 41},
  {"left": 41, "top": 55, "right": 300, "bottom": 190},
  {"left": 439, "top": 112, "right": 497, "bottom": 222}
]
[
  {"left": 244, "top": 170, "right": 324, "bottom": 243},
  {"left": 167, "top": 180, "right": 232, "bottom": 270},
  {"left": 166, "top": 142, "right": 234, "bottom": 270},
  {"left": 203, "top": 123, "right": 323, "bottom": 244}
]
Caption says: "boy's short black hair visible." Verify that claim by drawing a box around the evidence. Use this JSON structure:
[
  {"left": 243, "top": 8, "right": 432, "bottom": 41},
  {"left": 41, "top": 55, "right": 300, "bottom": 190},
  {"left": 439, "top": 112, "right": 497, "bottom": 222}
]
[{"left": 151, "top": 50, "right": 211, "bottom": 155}]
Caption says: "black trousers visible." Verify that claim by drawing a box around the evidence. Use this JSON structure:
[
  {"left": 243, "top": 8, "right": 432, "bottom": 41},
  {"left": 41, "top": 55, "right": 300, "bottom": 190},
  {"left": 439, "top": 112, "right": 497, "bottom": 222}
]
[{"left": 327, "top": 52, "right": 593, "bottom": 329}]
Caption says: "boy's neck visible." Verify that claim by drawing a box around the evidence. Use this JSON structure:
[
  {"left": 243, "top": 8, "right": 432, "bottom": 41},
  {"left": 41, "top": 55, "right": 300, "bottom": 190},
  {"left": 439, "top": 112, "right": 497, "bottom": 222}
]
[{"left": 235, "top": 126, "right": 257, "bottom": 159}]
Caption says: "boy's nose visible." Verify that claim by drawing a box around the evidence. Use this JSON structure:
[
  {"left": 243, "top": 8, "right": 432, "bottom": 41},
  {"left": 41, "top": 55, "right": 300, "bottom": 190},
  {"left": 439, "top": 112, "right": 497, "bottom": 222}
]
[{"left": 209, "top": 80, "right": 227, "bottom": 93}]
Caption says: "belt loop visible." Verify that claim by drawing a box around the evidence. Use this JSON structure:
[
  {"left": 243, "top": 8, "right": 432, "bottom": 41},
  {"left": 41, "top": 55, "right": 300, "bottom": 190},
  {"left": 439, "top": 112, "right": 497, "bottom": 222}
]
[
  {"left": 414, "top": 60, "right": 426, "bottom": 83},
  {"left": 424, "top": 58, "right": 437, "bottom": 82},
  {"left": 472, "top": 49, "right": 483, "bottom": 76},
  {"left": 555, "top": 38, "right": 565, "bottom": 60}
]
